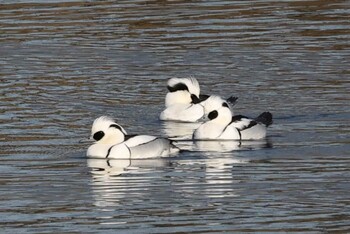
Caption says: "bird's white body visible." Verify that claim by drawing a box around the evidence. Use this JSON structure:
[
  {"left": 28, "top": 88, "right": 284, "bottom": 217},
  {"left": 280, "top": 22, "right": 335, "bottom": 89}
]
[
  {"left": 193, "top": 96, "right": 272, "bottom": 140},
  {"left": 160, "top": 103, "right": 205, "bottom": 122},
  {"left": 160, "top": 77, "right": 206, "bottom": 122},
  {"left": 230, "top": 118, "right": 267, "bottom": 139},
  {"left": 160, "top": 77, "right": 238, "bottom": 123},
  {"left": 164, "top": 90, "right": 192, "bottom": 107},
  {"left": 194, "top": 121, "right": 242, "bottom": 140},
  {"left": 193, "top": 97, "right": 241, "bottom": 140},
  {"left": 87, "top": 116, "right": 179, "bottom": 159},
  {"left": 165, "top": 77, "right": 200, "bottom": 107}
]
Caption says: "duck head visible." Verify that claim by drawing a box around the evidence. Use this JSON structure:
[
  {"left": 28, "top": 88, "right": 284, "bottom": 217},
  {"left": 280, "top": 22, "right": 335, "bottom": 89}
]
[
  {"left": 202, "top": 95, "right": 233, "bottom": 125},
  {"left": 90, "top": 116, "right": 127, "bottom": 145},
  {"left": 165, "top": 77, "right": 201, "bottom": 107}
]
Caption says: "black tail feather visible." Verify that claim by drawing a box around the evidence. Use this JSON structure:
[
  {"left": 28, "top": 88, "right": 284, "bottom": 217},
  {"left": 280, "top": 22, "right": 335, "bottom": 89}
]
[
  {"left": 255, "top": 112, "right": 273, "bottom": 127},
  {"left": 226, "top": 96, "right": 238, "bottom": 107}
]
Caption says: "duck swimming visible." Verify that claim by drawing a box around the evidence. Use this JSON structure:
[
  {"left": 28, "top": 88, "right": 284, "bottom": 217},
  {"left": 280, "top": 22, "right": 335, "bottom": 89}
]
[
  {"left": 160, "top": 77, "right": 237, "bottom": 122},
  {"left": 193, "top": 96, "right": 272, "bottom": 140},
  {"left": 87, "top": 116, "right": 180, "bottom": 159}
]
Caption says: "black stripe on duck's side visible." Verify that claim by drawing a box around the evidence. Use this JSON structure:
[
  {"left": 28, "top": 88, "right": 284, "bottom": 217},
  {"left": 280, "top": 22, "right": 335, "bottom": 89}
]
[
  {"left": 106, "top": 144, "right": 131, "bottom": 159},
  {"left": 134, "top": 137, "right": 158, "bottom": 147},
  {"left": 237, "top": 128, "right": 242, "bottom": 140},
  {"left": 218, "top": 124, "right": 242, "bottom": 141},
  {"left": 124, "top": 134, "right": 138, "bottom": 141},
  {"left": 106, "top": 146, "right": 112, "bottom": 158},
  {"left": 125, "top": 135, "right": 166, "bottom": 147},
  {"left": 167, "top": 83, "right": 189, "bottom": 92},
  {"left": 217, "top": 123, "right": 231, "bottom": 139},
  {"left": 127, "top": 146, "right": 131, "bottom": 159},
  {"left": 231, "top": 115, "right": 250, "bottom": 122},
  {"left": 241, "top": 121, "right": 258, "bottom": 131},
  {"left": 231, "top": 115, "right": 258, "bottom": 131}
]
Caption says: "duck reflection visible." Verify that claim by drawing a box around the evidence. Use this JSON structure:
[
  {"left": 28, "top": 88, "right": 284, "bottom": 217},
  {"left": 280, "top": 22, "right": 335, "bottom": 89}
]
[
  {"left": 87, "top": 158, "right": 131, "bottom": 177},
  {"left": 87, "top": 139, "right": 273, "bottom": 207},
  {"left": 162, "top": 121, "right": 201, "bottom": 140},
  {"left": 87, "top": 158, "right": 170, "bottom": 207},
  {"left": 194, "top": 139, "right": 271, "bottom": 198},
  {"left": 162, "top": 121, "right": 200, "bottom": 151},
  {"left": 87, "top": 158, "right": 169, "bottom": 177},
  {"left": 239, "top": 138, "right": 273, "bottom": 151},
  {"left": 194, "top": 140, "right": 241, "bottom": 152},
  {"left": 194, "top": 138, "right": 272, "bottom": 153}
]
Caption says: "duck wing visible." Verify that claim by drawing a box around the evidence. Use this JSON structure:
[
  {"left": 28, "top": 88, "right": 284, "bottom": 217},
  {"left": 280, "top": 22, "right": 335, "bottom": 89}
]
[{"left": 230, "top": 115, "right": 257, "bottom": 131}]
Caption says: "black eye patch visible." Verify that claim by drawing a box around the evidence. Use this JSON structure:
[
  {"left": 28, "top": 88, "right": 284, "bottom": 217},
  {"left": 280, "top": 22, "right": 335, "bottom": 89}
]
[
  {"left": 93, "top": 131, "right": 105, "bottom": 141},
  {"left": 222, "top": 102, "right": 229, "bottom": 108},
  {"left": 167, "top": 83, "right": 189, "bottom": 92},
  {"left": 208, "top": 110, "right": 218, "bottom": 120}
]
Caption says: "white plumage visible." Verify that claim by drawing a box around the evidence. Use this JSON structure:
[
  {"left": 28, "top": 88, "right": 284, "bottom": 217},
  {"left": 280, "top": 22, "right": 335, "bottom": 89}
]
[
  {"left": 87, "top": 116, "right": 180, "bottom": 159},
  {"left": 193, "top": 96, "right": 273, "bottom": 140},
  {"left": 160, "top": 77, "right": 205, "bottom": 122},
  {"left": 160, "top": 77, "right": 238, "bottom": 123}
]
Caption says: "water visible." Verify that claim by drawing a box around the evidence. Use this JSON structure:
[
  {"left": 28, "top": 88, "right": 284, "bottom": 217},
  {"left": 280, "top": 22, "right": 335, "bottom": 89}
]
[{"left": 0, "top": 0, "right": 349, "bottom": 233}]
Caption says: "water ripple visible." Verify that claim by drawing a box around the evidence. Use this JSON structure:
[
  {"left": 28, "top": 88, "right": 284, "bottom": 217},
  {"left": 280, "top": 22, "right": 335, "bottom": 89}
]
[{"left": 1, "top": 0, "right": 349, "bottom": 233}]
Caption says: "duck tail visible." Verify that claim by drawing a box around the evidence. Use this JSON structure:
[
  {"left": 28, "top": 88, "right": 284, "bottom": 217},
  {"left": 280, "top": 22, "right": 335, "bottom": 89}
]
[
  {"left": 226, "top": 96, "right": 238, "bottom": 107},
  {"left": 255, "top": 112, "right": 273, "bottom": 127}
]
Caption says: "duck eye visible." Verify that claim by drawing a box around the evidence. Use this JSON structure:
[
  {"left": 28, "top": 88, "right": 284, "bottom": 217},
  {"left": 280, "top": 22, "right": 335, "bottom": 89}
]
[
  {"left": 93, "top": 131, "right": 105, "bottom": 141},
  {"left": 222, "top": 102, "right": 229, "bottom": 108},
  {"left": 208, "top": 110, "right": 218, "bottom": 120}
]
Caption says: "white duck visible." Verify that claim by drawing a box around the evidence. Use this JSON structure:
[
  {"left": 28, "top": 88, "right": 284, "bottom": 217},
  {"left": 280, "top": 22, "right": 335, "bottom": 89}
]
[
  {"left": 193, "top": 96, "right": 272, "bottom": 140},
  {"left": 159, "top": 77, "right": 205, "bottom": 122},
  {"left": 87, "top": 116, "right": 180, "bottom": 159},
  {"left": 160, "top": 77, "right": 237, "bottom": 122}
]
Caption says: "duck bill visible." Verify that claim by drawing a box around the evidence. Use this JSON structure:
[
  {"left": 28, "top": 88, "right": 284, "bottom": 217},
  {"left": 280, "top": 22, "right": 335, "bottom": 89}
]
[
  {"left": 79, "top": 136, "right": 95, "bottom": 144},
  {"left": 199, "top": 115, "right": 209, "bottom": 122}
]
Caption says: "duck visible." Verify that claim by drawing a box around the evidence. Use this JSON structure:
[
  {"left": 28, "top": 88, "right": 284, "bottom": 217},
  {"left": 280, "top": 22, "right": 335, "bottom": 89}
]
[
  {"left": 159, "top": 77, "right": 205, "bottom": 122},
  {"left": 160, "top": 77, "right": 237, "bottom": 122},
  {"left": 87, "top": 116, "right": 180, "bottom": 159},
  {"left": 193, "top": 96, "right": 272, "bottom": 140}
]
